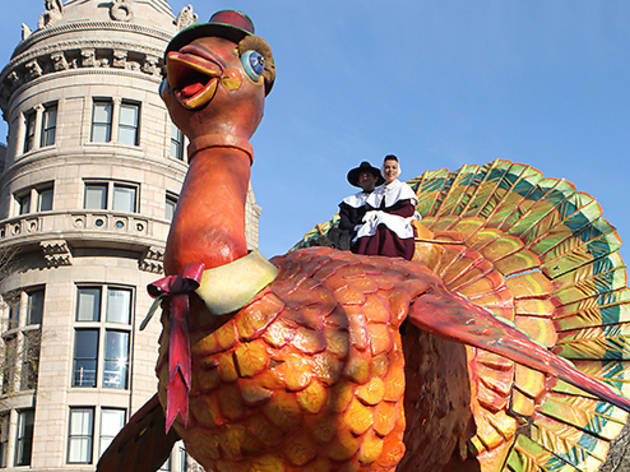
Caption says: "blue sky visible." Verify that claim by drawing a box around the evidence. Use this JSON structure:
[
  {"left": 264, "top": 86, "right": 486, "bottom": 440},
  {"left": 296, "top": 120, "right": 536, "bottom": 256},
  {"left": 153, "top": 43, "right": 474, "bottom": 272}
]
[{"left": 1, "top": 1, "right": 629, "bottom": 263}]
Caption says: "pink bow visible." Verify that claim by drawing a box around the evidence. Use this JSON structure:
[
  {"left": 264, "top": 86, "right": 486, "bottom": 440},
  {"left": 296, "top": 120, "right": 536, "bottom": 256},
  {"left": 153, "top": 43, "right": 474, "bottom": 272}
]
[{"left": 147, "top": 262, "right": 204, "bottom": 433}]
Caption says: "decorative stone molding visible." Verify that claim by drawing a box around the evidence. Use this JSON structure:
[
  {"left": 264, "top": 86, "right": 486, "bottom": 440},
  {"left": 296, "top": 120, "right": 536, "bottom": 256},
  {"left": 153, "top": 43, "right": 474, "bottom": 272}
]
[
  {"left": 112, "top": 49, "right": 127, "bottom": 69},
  {"left": 81, "top": 48, "right": 96, "bottom": 68},
  {"left": 1, "top": 217, "right": 41, "bottom": 239},
  {"left": 7, "top": 71, "right": 20, "bottom": 86},
  {"left": 70, "top": 212, "right": 150, "bottom": 236},
  {"left": 40, "top": 239, "right": 72, "bottom": 267},
  {"left": 50, "top": 51, "right": 68, "bottom": 71},
  {"left": 0, "top": 211, "right": 170, "bottom": 249},
  {"left": 1, "top": 41, "right": 167, "bottom": 111},
  {"left": 38, "top": 0, "right": 64, "bottom": 30},
  {"left": 22, "top": 24, "right": 33, "bottom": 41},
  {"left": 175, "top": 5, "right": 199, "bottom": 31},
  {"left": 25, "top": 60, "right": 43, "bottom": 80},
  {"left": 6, "top": 39, "right": 164, "bottom": 71},
  {"left": 14, "top": 21, "right": 173, "bottom": 59},
  {"left": 110, "top": 0, "right": 134, "bottom": 23},
  {"left": 139, "top": 245, "right": 164, "bottom": 274},
  {"left": 142, "top": 55, "right": 160, "bottom": 76}
]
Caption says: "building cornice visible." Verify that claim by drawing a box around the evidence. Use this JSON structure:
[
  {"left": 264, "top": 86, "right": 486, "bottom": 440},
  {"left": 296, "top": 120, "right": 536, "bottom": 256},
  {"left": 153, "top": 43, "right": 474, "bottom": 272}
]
[
  {"left": 4, "top": 67, "right": 163, "bottom": 113},
  {"left": 13, "top": 21, "right": 174, "bottom": 58},
  {"left": 8, "top": 39, "right": 166, "bottom": 70},
  {"left": 1, "top": 40, "right": 168, "bottom": 112}
]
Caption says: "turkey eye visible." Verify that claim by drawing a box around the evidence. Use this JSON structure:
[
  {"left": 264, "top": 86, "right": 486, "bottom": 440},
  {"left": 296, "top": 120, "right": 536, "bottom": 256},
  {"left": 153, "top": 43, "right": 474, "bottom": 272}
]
[{"left": 241, "top": 50, "right": 265, "bottom": 82}]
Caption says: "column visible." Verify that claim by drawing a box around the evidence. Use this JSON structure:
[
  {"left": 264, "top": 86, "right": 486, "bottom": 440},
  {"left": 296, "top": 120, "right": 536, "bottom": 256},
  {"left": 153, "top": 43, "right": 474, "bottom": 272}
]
[
  {"left": 6, "top": 409, "right": 16, "bottom": 468},
  {"left": 111, "top": 98, "right": 122, "bottom": 143},
  {"left": 29, "top": 188, "right": 38, "bottom": 213},
  {"left": 32, "top": 105, "right": 44, "bottom": 152},
  {"left": 14, "top": 112, "right": 25, "bottom": 159}
]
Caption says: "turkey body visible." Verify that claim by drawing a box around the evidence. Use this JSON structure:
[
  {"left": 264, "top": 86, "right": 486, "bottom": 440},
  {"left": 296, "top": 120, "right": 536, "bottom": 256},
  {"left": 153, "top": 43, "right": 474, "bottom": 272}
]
[
  {"left": 157, "top": 246, "right": 475, "bottom": 471},
  {"left": 97, "top": 7, "right": 630, "bottom": 469}
]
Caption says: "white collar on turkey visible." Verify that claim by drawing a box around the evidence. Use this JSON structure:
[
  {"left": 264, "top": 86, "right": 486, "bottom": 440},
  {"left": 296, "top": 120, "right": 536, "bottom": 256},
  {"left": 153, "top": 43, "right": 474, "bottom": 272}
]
[
  {"left": 342, "top": 190, "right": 372, "bottom": 208},
  {"left": 140, "top": 250, "right": 278, "bottom": 329},
  {"left": 366, "top": 179, "right": 417, "bottom": 209}
]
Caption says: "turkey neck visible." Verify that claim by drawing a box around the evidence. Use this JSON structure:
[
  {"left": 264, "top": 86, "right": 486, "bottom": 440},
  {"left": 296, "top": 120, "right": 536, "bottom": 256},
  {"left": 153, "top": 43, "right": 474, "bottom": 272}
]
[{"left": 163, "top": 146, "right": 250, "bottom": 275}]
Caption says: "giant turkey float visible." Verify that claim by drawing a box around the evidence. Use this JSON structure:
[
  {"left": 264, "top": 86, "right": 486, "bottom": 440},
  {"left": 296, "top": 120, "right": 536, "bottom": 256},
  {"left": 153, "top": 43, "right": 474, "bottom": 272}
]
[{"left": 98, "top": 9, "right": 630, "bottom": 472}]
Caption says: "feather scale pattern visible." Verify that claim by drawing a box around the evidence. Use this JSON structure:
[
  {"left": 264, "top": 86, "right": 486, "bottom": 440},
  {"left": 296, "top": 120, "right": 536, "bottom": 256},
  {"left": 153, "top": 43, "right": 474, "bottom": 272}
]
[{"left": 295, "top": 159, "right": 630, "bottom": 472}]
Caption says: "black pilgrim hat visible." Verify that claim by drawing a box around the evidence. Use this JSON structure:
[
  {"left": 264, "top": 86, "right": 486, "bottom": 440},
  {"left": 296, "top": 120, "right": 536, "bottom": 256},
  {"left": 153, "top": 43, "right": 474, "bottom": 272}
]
[{"left": 347, "top": 161, "right": 385, "bottom": 188}]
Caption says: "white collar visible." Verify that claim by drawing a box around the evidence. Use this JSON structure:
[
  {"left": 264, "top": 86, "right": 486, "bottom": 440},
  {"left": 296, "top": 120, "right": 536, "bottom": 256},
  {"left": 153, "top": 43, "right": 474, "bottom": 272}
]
[
  {"left": 342, "top": 190, "right": 372, "bottom": 208},
  {"left": 367, "top": 179, "right": 417, "bottom": 208},
  {"left": 140, "top": 250, "right": 278, "bottom": 329}
]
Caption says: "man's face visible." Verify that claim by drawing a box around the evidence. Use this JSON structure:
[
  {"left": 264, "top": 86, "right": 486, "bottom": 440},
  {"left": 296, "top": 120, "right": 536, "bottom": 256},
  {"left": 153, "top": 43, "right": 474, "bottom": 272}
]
[{"left": 358, "top": 171, "right": 378, "bottom": 192}]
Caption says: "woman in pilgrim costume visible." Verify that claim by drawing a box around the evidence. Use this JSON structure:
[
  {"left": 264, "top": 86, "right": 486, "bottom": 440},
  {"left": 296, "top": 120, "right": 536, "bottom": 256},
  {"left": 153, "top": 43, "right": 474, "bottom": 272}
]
[
  {"left": 353, "top": 154, "right": 418, "bottom": 260},
  {"left": 329, "top": 161, "right": 384, "bottom": 250}
]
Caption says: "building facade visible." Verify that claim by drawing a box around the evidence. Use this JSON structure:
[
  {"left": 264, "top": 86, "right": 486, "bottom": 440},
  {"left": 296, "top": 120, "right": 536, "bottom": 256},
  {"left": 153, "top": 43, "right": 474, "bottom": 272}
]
[{"left": 0, "top": 1, "right": 260, "bottom": 470}]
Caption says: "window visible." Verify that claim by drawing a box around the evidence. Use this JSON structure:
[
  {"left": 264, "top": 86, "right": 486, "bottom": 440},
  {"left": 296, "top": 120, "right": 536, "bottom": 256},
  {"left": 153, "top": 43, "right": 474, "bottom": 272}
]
[
  {"left": 0, "top": 414, "right": 8, "bottom": 468},
  {"left": 106, "top": 288, "right": 131, "bottom": 324},
  {"left": 76, "top": 287, "right": 101, "bottom": 322},
  {"left": 2, "top": 287, "right": 44, "bottom": 394},
  {"left": 26, "top": 288, "right": 44, "bottom": 325},
  {"left": 91, "top": 100, "right": 113, "bottom": 143},
  {"left": 16, "top": 193, "right": 30, "bottom": 216},
  {"left": 84, "top": 183, "right": 108, "bottom": 210},
  {"left": 112, "top": 185, "right": 136, "bottom": 212},
  {"left": 91, "top": 99, "right": 141, "bottom": 145},
  {"left": 68, "top": 408, "right": 93, "bottom": 464},
  {"left": 72, "top": 330, "right": 98, "bottom": 387},
  {"left": 40, "top": 102, "right": 57, "bottom": 147},
  {"left": 103, "top": 331, "right": 129, "bottom": 389},
  {"left": 1, "top": 336, "right": 16, "bottom": 394},
  {"left": 165, "top": 193, "right": 178, "bottom": 221},
  {"left": 23, "top": 111, "right": 36, "bottom": 153},
  {"left": 7, "top": 298, "right": 19, "bottom": 330},
  {"left": 14, "top": 409, "right": 34, "bottom": 466},
  {"left": 118, "top": 102, "right": 140, "bottom": 146},
  {"left": 14, "top": 183, "right": 54, "bottom": 215},
  {"left": 20, "top": 330, "right": 41, "bottom": 391},
  {"left": 170, "top": 123, "right": 184, "bottom": 160},
  {"left": 84, "top": 181, "right": 138, "bottom": 213},
  {"left": 37, "top": 185, "right": 53, "bottom": 212},
  {"left": 99, "top": 409, "right": 125, "bottom": 459},
  {"left": 72, "top": 286, "right": 132, "bottom": 389}
]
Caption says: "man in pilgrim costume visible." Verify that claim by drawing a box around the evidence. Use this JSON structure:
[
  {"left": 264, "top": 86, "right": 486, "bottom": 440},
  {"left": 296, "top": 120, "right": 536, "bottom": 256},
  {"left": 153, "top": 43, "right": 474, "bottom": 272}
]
[
  {"left": 329, "top": 161, "right": 384, "bottom": 251},
  {"left": 353, "top": 154, "right": 418, "bottom": 260}
]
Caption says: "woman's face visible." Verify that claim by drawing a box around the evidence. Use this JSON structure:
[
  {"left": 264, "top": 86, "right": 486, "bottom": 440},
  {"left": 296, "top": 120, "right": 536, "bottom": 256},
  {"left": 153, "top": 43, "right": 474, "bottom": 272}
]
[{"left": 383, "top": 159, "right": 399, "bottom": 184}]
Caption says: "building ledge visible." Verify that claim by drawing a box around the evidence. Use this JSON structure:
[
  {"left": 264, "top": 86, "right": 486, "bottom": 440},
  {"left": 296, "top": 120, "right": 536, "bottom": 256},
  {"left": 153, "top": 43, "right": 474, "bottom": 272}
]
[
  {"left": 0, "top": 210, "right": 170, "bottom": 250},
  {"left": 0, "top": 390, "right": 35, "bottom": 411}
]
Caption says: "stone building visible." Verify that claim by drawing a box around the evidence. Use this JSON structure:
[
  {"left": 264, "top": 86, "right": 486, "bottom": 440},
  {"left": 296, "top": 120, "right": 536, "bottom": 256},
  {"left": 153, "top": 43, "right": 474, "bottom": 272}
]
[
  {"left": 0, "top": 146, "right": 6, "bottom": 174},
  {"left": 0, "top": 1, "right": 259, "bottom": 470}
]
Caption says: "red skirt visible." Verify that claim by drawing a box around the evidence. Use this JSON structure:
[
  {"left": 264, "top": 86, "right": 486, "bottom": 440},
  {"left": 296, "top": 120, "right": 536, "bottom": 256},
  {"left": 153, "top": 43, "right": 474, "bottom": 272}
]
[{"left": 353, "top": 224, "right": 415, "bottom": 260}]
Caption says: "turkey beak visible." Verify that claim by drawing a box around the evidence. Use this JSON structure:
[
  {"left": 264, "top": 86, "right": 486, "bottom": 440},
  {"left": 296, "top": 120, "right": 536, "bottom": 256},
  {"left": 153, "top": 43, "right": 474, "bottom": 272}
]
[{"left": 166, "top": 50, "right": 222, "bottom": 110}]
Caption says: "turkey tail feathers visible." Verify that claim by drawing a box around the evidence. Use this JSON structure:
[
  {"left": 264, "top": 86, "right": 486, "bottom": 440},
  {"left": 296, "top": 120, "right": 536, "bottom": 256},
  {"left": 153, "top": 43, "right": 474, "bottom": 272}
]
[
  {"left": 296, "top": 159, "right": 630, "bottom": 472},
  {"left": 408, "top": 289, "right": 630, "bottom": 413}
]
